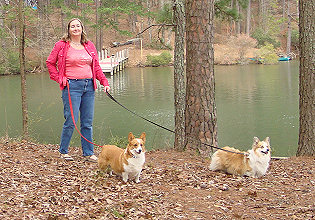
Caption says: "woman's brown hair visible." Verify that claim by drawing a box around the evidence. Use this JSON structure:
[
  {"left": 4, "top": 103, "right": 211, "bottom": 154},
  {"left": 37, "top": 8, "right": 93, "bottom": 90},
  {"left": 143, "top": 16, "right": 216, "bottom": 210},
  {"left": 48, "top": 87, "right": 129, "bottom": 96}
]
[{"left": 61, "top": 18, "right": 88, "bottom": 43}]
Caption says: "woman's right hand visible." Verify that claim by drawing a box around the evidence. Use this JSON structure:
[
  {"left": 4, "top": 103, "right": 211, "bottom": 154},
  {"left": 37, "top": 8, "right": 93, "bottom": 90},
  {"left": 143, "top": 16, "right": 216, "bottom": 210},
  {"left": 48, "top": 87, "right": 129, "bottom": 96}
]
[
  {"left": 59, "top": 76, "right": 67, "bottom": 86},
  {"left": 63, "top": 77, "right": 68, "bottom": 86},
  {"left": 103, "top": 86, "right": 111, "bottom": 93}
]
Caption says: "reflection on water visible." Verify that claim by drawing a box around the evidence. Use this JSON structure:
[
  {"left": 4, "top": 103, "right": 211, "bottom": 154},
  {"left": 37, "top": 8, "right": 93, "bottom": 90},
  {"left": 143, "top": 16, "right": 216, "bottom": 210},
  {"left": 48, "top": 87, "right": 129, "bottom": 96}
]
[
  {"left": 0, "top": 62, "right": 299, "bottom": 156},
  {"left": 215, "top": 62, "right": 299, "bottom": 156}
]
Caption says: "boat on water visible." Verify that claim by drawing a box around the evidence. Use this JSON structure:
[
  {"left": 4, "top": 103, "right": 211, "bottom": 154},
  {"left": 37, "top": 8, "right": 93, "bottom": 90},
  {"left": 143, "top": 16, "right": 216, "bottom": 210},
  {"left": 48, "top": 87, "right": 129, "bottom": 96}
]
[{"left": 278, "top": 57, "right": 291, "bottom": 61}]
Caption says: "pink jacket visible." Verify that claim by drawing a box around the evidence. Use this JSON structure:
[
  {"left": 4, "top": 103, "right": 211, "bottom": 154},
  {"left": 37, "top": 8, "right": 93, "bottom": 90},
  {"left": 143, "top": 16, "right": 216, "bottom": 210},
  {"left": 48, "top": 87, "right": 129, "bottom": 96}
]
[{"left": 46, "top": 40, "right": 109, "bottom": 90}]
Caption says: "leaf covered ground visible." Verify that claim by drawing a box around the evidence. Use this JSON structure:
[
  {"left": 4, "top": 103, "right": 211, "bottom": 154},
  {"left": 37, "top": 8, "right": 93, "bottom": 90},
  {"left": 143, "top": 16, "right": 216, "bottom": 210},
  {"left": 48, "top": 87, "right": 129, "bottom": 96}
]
[{"left": 0, "top": 139, "right": 314, "bottom": 219}]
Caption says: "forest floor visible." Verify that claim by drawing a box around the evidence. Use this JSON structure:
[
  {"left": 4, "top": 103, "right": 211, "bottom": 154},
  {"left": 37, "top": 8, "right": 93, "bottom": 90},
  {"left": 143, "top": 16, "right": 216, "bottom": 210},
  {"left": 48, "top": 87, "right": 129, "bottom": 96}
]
[{"left": 0, "top": 139, "right": 314, "bottom": 219}]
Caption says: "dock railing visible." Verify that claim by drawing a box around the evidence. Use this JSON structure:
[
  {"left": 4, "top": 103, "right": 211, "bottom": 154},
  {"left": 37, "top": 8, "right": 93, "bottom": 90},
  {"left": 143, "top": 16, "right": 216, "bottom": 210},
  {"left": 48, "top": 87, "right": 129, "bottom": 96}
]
[{"left": 98, "top": 48, "right": 129, "bottom": 75}]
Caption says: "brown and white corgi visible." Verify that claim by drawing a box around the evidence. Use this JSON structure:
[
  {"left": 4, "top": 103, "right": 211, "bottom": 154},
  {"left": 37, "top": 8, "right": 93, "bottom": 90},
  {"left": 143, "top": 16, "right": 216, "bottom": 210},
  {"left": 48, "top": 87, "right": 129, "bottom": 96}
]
[
  {"left": 98, "top": 132, "right": 146, "bottom": 183},
  {"left": 209, "top": 137, "right": 271, "bottom": 177}
]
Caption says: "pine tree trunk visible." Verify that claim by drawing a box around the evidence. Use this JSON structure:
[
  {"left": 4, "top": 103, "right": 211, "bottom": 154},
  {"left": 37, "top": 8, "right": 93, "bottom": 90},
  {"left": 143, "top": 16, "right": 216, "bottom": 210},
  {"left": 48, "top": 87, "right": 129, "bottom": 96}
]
[
  {"left": 173, "top": 0, "right": 186, "bottom": 150},
  {"left": 185, "top": 0, "right": 218, "bottom": 156},
  {"left": 297, "top": 0, "right": 315, "bottom": 156},
  {"left": 18, "top": 0, "right": 28, "bottom": 139}
]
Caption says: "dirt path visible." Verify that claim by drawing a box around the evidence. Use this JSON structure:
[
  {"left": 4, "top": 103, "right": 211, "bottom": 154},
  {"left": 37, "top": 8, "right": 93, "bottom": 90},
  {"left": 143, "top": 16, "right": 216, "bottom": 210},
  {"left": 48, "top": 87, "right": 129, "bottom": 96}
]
[{"left": 0, "top": 140, "right": 314, "bottom": 219}]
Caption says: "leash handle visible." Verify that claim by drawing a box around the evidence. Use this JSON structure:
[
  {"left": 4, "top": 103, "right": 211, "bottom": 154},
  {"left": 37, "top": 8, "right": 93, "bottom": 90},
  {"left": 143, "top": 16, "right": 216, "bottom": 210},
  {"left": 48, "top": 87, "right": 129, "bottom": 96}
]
[{"left": 66, "top": 81, "right": 103, "bottom": 148}]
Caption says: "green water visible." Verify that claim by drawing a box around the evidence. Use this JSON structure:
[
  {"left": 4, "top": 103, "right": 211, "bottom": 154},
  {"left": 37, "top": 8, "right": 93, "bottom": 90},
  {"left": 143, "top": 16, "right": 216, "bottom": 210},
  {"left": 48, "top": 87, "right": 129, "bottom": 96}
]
[{"left": 0, "top": 62, "right": 299, "bottom": 156}]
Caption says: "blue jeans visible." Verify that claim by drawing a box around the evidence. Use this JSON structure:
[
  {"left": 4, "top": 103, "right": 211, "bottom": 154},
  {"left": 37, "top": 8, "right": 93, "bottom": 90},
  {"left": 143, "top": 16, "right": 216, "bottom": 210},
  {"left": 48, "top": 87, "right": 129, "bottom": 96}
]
[{"left": 60, "top": 78, "right": 95, "bottom": 156}]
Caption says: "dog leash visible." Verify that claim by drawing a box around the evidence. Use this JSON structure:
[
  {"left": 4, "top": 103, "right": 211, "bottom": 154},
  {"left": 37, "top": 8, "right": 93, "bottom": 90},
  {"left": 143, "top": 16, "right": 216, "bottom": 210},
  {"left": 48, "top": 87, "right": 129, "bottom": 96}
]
[
  {"left": 66, "top": 80, "right": 245, "bottom": 155},
  {"left": 66, "top": 81, "right": 103, "bottom": 148},
  {"left": 106, "top": 92, "right": 246, "bottom": 155},
  {"left": 106, "top": 92, "right": 175, "bottom": 133}
]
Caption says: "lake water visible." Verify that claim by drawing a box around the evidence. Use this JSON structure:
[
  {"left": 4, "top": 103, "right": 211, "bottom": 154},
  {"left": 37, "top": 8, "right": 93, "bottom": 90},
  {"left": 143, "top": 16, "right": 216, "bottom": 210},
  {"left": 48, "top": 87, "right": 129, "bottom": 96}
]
[{"left": 0, "top": 62, "right": 299, "bottom": 156}]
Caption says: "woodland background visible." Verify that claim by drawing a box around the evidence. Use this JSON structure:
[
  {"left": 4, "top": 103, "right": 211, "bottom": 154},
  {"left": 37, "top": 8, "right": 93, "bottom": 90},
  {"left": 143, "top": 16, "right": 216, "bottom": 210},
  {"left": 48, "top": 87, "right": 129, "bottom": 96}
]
[{"left": 0, "top": 0, "right": 299, "bottom": 75}]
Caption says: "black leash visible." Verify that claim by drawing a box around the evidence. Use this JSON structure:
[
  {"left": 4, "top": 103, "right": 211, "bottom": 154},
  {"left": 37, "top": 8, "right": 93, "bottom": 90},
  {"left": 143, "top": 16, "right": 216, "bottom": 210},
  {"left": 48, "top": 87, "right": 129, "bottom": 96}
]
[
  {"left": 106, "top": 92, "right": 175, "bottom": 133},
  {"left": 106, "top": 92, "right": 246, "bottom": 155}
]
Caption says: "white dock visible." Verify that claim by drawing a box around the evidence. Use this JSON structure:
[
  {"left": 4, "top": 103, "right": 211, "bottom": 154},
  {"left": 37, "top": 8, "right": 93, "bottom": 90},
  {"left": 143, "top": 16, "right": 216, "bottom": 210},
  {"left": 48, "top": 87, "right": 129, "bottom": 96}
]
[{"left": 98, "top": 49, "right": 129, "bottom": 75}]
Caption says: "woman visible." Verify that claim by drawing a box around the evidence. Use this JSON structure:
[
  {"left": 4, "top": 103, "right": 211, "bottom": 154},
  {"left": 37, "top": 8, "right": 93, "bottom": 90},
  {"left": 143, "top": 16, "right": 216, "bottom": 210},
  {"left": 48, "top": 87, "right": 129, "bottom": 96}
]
[{"left": 46, "top": 18, "right": 110, "bottom": 162}]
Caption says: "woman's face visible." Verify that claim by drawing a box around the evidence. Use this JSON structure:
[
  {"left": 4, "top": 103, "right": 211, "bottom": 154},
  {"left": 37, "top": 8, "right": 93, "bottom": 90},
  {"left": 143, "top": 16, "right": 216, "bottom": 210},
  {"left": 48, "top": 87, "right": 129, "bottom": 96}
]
[{"left": 69, "top": 19, "right": 82, "bottom": 38}]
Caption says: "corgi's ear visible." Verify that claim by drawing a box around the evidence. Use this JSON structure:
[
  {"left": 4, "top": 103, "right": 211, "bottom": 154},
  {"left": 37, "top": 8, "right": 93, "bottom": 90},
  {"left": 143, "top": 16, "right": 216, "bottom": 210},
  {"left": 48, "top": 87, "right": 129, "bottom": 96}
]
[
  {"left": 128, "top": 132, "right": 135, "bottom": 142},
  {"left": 253, "top": 137, "right": 260, "bottom": 145},
  {"left": 264, "top": 137, "right": 270, "bottom": 144},
  {"left": 140, "top": 132, "right": 146, "bottom": 143}
]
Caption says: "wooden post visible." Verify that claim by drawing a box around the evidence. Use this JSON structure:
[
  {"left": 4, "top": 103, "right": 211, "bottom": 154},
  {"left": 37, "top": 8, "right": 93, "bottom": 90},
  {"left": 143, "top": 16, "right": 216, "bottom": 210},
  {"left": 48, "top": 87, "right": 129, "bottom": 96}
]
[
  {"left": 116, "top": 52, "right": 119, "bottom": 71},
  {"left": 102, "top": 49, "right": 105, "bottom": 60},
  {"left": 110, "top": 54, "right": 114, "bottom": 76}
]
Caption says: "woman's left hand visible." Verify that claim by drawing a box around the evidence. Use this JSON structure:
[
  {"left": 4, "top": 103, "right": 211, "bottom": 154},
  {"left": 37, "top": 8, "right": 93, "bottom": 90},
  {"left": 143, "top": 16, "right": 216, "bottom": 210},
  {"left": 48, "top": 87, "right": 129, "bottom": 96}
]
[{"left": 104, "top": 86, "right": 111, "bottom": 93}]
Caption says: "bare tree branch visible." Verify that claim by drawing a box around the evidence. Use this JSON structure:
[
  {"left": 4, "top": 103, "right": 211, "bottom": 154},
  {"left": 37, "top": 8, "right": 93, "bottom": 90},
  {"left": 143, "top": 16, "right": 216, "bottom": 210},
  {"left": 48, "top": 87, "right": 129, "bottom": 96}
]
[{"left": 136, "top": 23, "right": 174, "bottom": 37}]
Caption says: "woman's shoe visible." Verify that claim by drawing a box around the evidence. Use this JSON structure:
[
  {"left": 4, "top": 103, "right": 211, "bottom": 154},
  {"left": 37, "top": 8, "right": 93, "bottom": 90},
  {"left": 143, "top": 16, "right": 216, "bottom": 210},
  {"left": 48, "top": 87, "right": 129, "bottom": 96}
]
[
  {"left": 60, "top": 153, "right": 74, "bottom": 161},
  {"left": 85, "top": 155, "right": 98, "bottom": 162}
]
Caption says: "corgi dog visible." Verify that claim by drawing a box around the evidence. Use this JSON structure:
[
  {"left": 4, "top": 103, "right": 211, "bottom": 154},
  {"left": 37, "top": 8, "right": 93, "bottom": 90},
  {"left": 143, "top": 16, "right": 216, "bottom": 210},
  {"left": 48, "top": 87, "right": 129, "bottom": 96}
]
[
  {"left": 98, "top": 132, "right": 146, "bottom": 183},
  {"left": 209, "top": 137, "right": 271, "bottom": 177}
]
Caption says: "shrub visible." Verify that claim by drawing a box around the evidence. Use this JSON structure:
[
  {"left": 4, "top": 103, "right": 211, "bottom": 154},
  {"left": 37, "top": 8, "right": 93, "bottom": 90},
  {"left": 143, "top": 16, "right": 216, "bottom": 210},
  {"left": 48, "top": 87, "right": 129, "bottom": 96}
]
[
  {"left": 8, "top": 50, "right": 20, "bottom": 74},
  {"left": 0, "top": 49, "right": 20, "bottom": 75},
  {"left": 256, "top": 43, "right": 279, "bottom": 64},
  {"left": 228, "top": 34, "right": 257, "bottom": 64},
  {"left": 214, "top": 35, "right": 257, "bottom": 65},
  {"left": 146, "top": 51, "right": 172, "bottom": 66}
]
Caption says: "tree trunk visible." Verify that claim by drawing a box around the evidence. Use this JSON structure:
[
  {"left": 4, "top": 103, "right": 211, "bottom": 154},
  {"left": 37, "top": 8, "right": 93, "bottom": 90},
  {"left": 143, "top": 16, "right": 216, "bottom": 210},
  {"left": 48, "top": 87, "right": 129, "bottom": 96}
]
[
  {"left": 173, "top": 0, "right": 186, "bottom": 150},
  {"left": 286, "top": 1, "right": 291, "bottom": 55},
  {"left": 259, "top": 0, "right": 266, "bottom": 31},
  {"left": 297, "top": 0, "right": 315, "bottom": 156},
  {"left": 37, "top": 0, "right": 45, "bottom": 70},
  {"left": 99, "top": 0, "right": 103, "bottom": 51},
  {"left": 130, "top": 13, "right": 137, "bottom": 33},
  {"left": 18, "top": 0, "right": 28, "bottom": 139},
  {"left": 281, "top": 0, "right": 286, "bottom": 31},
  {"left": 0, "top": 0, "right": 5, "bottom": 53},
  {"left": 236, "top": 1, "right": 241, "bottom": 35},
  {"left": 185, "top": 0, "right": 218, "bottom": 156},
  {"left": 282, "top": 0, "right": 286, "bottom": 18},
  {"left": 166, "top": 28, "right": 172, "bottom": 46},
  {"left": 0, "top": 1, "right": 4, "bottom": 28},
  {"left": 246, "top": 0, "right": 251, "bottom": 36},
  {"left": 230, "top": 0, "right": 234, "bottom": 35},
  {"left": 61, "top": 0, "right": 66, "bottom": 33},
  {"left": 147, "top": 0, "right": 152, "bottom": 43},
  {"left": 100, "top": 25, "right": 103, "bottom": 51},
  {"left": 95, "top": 0, "right": 100, "bottom": 52}
]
